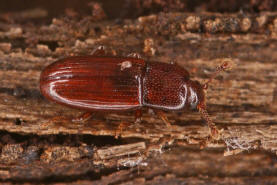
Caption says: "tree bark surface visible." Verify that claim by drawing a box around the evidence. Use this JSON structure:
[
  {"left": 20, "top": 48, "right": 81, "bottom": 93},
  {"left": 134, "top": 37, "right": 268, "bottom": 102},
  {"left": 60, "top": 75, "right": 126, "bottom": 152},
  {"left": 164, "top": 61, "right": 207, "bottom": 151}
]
[{"left": 0, "top": 10, "right": 277, "bottom": 184}]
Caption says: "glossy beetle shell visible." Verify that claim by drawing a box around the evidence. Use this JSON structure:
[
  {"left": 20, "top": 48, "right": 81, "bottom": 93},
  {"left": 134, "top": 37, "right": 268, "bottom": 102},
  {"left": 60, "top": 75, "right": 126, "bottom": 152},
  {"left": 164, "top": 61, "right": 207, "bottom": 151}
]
[
  {"left": 40, "top": 56, "right": 205, "bottom": 112},
  {"left": 40, "top": 56, "right": 145, "bottom": 111}
]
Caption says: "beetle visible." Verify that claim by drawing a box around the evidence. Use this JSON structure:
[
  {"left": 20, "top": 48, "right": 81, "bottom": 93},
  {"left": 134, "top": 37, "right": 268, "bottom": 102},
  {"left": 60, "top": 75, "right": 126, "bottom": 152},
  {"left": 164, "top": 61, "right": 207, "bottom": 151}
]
[{"left": 40, "top": 46, "right": 229, "bottom": 139}]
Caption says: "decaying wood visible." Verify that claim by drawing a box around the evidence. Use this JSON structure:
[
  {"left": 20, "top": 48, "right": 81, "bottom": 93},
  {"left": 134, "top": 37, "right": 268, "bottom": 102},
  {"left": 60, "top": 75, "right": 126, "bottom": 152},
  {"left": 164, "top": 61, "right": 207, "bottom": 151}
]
[{"left": 0, "top": 9, "right": 277, "bottom": 184}]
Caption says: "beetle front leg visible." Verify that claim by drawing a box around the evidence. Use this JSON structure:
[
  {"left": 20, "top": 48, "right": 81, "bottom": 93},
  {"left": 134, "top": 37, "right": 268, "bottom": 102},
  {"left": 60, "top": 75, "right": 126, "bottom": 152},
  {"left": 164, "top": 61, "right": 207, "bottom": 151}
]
[
  {"left": 72, "top": 112, "right": 93, "bottom": 123},
  {"left": 154, "top": 110, "right": 171, "bottom": 127},
  {"left": 135, "top": 109, "right": 142, "bottom": 123}
]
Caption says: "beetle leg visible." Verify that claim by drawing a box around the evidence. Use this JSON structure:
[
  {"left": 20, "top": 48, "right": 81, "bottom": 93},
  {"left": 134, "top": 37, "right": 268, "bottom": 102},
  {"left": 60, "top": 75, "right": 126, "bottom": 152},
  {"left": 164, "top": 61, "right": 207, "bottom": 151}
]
[
  {"left": 48, "top": 116, "right": 69, "bottom": 124},
  {"left": 127, "top": 53, "right": 142, "bottom": 59},
  {"left": 135, "top": 109, "right": 142, "bottom": 123},
  {"left": 91, "top": 46, "right": 107, "bottom": 56},
  {"left": 72, "top": 112, "right": 93, "bottom": 123},
  {"left": 115, "top": 122, "right": 131, "bottom": 138},
  {"left": 154, "top": 110, "right": 171, "bottom": 127}
]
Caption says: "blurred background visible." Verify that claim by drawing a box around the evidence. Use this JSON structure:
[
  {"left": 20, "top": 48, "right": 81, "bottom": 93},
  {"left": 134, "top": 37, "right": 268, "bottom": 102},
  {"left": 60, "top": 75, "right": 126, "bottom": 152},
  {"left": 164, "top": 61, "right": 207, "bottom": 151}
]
[{"left": 1, "top": 0, "right": 277, "bottom": 22}]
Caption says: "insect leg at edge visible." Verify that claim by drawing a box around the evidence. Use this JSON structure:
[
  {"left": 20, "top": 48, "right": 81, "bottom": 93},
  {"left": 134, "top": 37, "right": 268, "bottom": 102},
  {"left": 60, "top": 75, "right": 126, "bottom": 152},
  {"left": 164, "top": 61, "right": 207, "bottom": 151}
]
[
  {"left": 154, "top": 110, "right": 171, "bottom": 127},
  {"left": 72, "top": 112, "right": 93, "bottom": 123}
]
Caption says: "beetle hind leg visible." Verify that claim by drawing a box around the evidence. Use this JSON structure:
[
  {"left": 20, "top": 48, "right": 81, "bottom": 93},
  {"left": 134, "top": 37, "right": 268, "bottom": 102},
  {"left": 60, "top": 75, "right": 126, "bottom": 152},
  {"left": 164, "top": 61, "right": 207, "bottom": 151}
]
[{"left": 72, "top": 112, "right": 93, "bottom": 123}]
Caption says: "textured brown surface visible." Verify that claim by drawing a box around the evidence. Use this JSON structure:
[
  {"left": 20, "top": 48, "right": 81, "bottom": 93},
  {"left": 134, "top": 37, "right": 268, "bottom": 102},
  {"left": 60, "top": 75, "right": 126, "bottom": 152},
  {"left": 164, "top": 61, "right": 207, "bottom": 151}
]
[{"left": 0, "top": 3, "right": 277, "bottom": 184}]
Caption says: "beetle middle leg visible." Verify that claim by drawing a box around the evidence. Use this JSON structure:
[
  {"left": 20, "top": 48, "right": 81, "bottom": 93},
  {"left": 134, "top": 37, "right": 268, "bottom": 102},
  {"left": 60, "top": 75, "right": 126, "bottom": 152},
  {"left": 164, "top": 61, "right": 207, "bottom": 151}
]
[
  {"left": 72, "top": 112, "right": 93, "bottom": 123},
  {"left": 154, "top": 110, "right": 171, "bottom": 127}
]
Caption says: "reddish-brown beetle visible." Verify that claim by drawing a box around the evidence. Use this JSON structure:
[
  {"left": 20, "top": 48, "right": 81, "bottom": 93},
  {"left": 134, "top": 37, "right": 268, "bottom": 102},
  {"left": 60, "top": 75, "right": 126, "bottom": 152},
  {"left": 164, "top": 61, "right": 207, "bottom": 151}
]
[{"left": 40, "top": 46, "right": 229, "bottom": 139}]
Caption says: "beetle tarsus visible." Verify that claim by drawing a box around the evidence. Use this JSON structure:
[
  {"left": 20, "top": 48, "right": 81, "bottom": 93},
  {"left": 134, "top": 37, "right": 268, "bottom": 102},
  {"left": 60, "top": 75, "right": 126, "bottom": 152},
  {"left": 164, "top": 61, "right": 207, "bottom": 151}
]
[
  {"left": 48, "top": 116, "right": 69, "bottom": 124},
  {"left": 91, "top": 46, "right": 107, "bottom": 56},
  {"left": 72, "top": 112, "right": 93, "bottom": 123},
  {"left": 155, "top": 110, "right": 171, "bottom": 127}
]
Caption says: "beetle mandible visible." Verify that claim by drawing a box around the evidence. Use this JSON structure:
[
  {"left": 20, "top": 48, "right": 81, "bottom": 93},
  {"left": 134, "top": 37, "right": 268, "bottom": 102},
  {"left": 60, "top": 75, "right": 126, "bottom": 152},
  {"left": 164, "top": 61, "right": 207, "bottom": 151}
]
[{"left": 40, "top": 46, "right": 229, "bottom": 139}]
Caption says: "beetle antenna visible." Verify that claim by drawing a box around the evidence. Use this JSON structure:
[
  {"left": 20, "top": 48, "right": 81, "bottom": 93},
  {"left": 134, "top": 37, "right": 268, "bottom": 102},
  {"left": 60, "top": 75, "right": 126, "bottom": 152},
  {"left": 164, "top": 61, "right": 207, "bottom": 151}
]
[
  {"left": 198, "top": 106, "right": 220, "bottom": 140},
  {"left": 202, "top": 61, "right": 229, "bottom": 90}
]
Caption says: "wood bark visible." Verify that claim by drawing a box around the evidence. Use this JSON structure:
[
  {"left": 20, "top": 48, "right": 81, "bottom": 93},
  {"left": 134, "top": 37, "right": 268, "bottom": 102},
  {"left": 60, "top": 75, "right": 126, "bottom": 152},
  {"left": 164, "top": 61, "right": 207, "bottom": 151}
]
[{"left": 0, "top": 9, "right": 277, "bottom": 184}]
